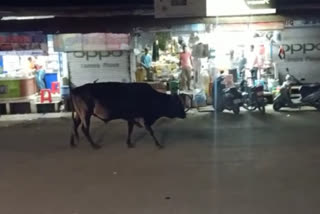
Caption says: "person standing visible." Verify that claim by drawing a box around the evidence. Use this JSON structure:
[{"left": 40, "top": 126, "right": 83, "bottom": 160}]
[
  {"left": 140, "top": 48, "right": 153, "bottom": 81},
  {"left": 247, "top": 45, "right": 258, "bottom": 85},
  {"left": 27, "top": 57, "right": 36, "bottom": 71},
  {"left": 34, "top": 58, "right": 46, "bottom": 91},
  {"left": 179, "top": 44, "right": 193, "bottom": 91},
  {"left": 237, "top": 50, "right": 247, "bottom": 81},
  {"left": 228, "top": 49, "right": 238, "bottom": 83}
]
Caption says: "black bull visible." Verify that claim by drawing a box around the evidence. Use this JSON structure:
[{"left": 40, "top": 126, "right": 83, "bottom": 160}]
[{"left": 70, "top": 82, "right": 187, "bottom": 149}]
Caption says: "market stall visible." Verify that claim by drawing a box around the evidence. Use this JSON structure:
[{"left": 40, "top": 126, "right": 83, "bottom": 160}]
[
  {"left": 0, "top": 32, "right": 65, "bottom": 114},
  {"left": 132, "top": 21, "right": 284, "bottom": 107},
  {"left": 133, "top": 24, "right": 208, "bottom": 92}
]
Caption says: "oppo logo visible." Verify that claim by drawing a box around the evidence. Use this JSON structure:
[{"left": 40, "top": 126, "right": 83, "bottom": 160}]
[
  {"left": 282, "top": 43, "right": 320, "bottom": 54},
  {"left": 73, "top": 51, "right": 123, "bottom": 61}
]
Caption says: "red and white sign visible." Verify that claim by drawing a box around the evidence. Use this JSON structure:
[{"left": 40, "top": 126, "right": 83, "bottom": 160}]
[{"left": 0, "top": 32, "right": 47, "bottom": 53}]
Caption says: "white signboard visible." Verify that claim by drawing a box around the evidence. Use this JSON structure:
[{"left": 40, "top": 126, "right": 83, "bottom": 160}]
[
  {"left": 155, "top": 0, "right": 275, "bottom": 18},
  {"left": 273, "top": 28, "right": 320, "bottom": 82},
  {"left": 68, "top": 51, "right": 131, "bottom": 86},
  {"left": 155, "top": 0, "right": 206, "bottom": 18}
]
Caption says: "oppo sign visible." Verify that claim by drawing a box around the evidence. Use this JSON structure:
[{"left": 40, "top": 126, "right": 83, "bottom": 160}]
[{"left": 282, "top": 43, "right": 320, "bottom": 55}]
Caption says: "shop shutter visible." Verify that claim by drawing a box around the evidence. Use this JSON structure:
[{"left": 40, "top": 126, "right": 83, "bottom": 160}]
[{"left": 67, "top": 51, "right": 131, "bottom": 87}]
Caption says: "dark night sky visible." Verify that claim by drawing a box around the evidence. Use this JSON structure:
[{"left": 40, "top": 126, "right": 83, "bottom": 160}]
[
  {"left": 0, "top": 0, "right": 151, "bottom": 6},
  {"left": 0, "top": 0, "right": 319, "bottom": 7}
]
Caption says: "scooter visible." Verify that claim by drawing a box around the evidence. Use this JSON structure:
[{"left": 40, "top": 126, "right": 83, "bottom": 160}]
[
  {"left": 273, "top": 68, "right": 320, "bottom": 111},
  {"left": 212, "top": 75, "right": 243, "bottom": 115},
  {"left": 240, "top": 80, "right": 266, "bottom": 114}
]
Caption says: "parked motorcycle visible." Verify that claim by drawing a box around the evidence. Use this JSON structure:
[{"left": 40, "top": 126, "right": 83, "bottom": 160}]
[
  {"left": 273, "top": 68, "right": 320, "bottom": 111},
  {"left": 240, "top": 80, "right": 266, "bottom": 114},
  {"left": 212, "top": 75, "right": 243, "bottom": 115}
]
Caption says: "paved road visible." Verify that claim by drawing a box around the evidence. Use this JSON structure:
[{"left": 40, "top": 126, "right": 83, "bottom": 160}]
[{"left": 0, "top": 108, "right": 319, "bottom": 214}]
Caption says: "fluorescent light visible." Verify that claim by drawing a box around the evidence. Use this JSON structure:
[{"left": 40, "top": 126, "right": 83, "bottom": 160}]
[{"left": 1, "top": 16, "right": 55, "bottom": 21}]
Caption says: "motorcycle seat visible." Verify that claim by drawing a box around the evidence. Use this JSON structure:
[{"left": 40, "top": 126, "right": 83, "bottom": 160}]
[{"left": 302, "top": 84, "right": 320, "bottom": 89}]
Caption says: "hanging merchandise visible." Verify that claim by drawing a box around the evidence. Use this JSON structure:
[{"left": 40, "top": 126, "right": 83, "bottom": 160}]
[
  {"left": 178, "top": 35, "right": 186, "bottom": 48},
  {"left": 278, "top": 45, "right": 285, "bottom": 60},
  {"left": 192, "top": 43, "right": 209, "bottom": 58},
  {"left": 188, "top": 32, "right": 200, "bottom": 48},
  {"left": 156, "top": 32, "right": 171, "bottom": 51},
  {"left": 152, "top": 40, "right": 160, "bottom": 62},
  {"left": 208, "top": 48, "right": 216, "bottom": 59},
  {"left": 199, "top": 69, "right": 210, "bottom": 96}
]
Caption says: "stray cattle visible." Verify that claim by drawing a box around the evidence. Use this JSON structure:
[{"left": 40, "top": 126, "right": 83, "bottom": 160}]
[{"left": 70, "top": 82, "right": 186, "bottom": 149}]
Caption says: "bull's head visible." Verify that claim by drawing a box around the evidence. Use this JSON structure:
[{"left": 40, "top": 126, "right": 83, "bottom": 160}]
[{"left": 168, "top": 94, "right": 187, "bottom": 119}]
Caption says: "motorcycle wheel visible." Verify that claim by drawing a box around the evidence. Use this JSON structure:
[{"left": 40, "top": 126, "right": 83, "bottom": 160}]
[
  {"left": 215, "top": 105, "right": 224, "bottom": 113},
  {"left": 233, "top": 105, "right": 240, "bottom": 115},
  {"left": 242, "top": 98, "right": 256, "bottom": 111},
  {"left": 257, "top": 99, "right": 266, "bottom": 114},
  {"left": 273, "top": 101, "right": 282, "bottom": 112},
  {"left": 243, "top": 103, "right": 257, "bottom": 111},
  {"left": 216, "top": 108, "right": 224, "bottom": 113}
]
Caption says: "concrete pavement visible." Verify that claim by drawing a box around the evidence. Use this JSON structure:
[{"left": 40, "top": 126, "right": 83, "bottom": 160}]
[{"left": 0, "top": 108, "right": 319, "bottom": 214}]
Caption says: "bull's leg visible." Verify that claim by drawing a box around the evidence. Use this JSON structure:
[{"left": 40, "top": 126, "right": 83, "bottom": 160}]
[
  {"left": 70, "top": 113, "right": 81, "bottom": 148},
  {"left": 144, "top": 124, "right": 164, "bottom": 149},
  {"left": 81, "top": 115, "right": 101, "bottom": 149},
  {"left": 127, "top": 121, "right": 135, "bottom": 148},
  {"left": 133, "top": 120, "right": 143, "bottom": 128}
]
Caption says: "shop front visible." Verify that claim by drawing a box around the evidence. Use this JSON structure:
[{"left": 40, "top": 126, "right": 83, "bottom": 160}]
[
  {"left": 132, "top": 20, "right": 284, "bottom": 107},
  {"left": 206, "top": 21, "right": 284, "bottom": 100},
  {"left": 53, "top": 33, "right": 133, "bottom": 88},
  {"left": 133, "top": 24, "right": 208, "bottom": 95},
  {"left": 0, "top": 32, "right": 65, "bottom": 114}
]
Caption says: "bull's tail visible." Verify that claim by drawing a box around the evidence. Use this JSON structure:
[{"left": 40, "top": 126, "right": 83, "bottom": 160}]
[
  {"left": 69, "top": 89, "right": 79, "bottom": 147},
  {"left": 70, "top": 89, "right": 76, "bottom": 125}
]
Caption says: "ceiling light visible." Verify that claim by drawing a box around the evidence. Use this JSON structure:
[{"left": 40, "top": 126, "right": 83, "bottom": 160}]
[{"left": 1, "top": 16, "right": 55, "bottom": 21}]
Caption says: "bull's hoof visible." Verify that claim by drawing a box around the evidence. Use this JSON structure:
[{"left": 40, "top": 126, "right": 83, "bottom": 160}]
[
  {"left": 70, "top": 143, "right": 78, "bottom": 149},
  {"left": 127, "top": 143, "right": 136, "bottom": 149},
  {"left": 70, "top": 136, "right": 78, "bottom": 148},
  {"left": 157, "top": 144, "right": 165, "bottom": 149},
  {"left": 91, "top": 144, "right": 102, "bottom": 150}
]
